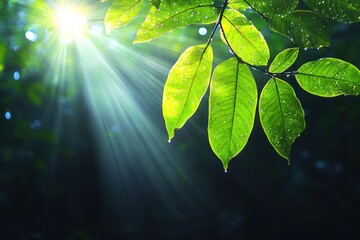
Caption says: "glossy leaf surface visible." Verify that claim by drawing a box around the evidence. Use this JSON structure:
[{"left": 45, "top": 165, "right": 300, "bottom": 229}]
[
  {"left": 163, "top": 44, "right": 213, "bottom": 141},
  {"left": 296, "top": 58, "right": 360, "bottom": 97},
  {"left": 246, "top": 0, "right": 298, "bottom": 17},
  {"left": 269, "top": 48, "right": 299, "bottom": 73},
  {"left": 221, "top": 9, "right": 270, "bottom": 66},
  {"left": 135, "top": 0, "right": 218, "bottom": 43},
  {"left": 303, "top": 0, "right": 360, "bottom": 23},
  {"left": 105, "top": 0, "right": 144, "bottom": 33},
  {"left": 209, "top": 58, "right": 257, "bottom": 170},
  {"left": 259, "top": 78, "right": 305, "bottom": 161},
  {"left": 227, "top": 0, "right": 249, "bottom": 11},
  {"left": 269, "top": 10, "right": 330, "bottom": 49}
]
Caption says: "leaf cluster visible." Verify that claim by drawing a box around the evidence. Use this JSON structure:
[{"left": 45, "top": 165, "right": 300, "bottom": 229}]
[{"left": 105, "top": 0, "right": 360, "bottom": 170}]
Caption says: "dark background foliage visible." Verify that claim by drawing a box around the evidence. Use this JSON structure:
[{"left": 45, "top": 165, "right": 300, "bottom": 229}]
[{"left": 0, "top": 1, "right": 360, "bottom": 239}]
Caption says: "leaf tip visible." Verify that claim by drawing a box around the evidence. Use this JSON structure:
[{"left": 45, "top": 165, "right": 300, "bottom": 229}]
[
  {"left": 167, "top": 128, "right": 175, "bottom": 143},
  {"left": 223, "top": 163, "right": 228, "bottom": 173},
  {"left": 167, "top": 134, "right": 174, "bottom": 143},
  {"left": 282, "top": 153, "right": 291, "bottom": 165}
]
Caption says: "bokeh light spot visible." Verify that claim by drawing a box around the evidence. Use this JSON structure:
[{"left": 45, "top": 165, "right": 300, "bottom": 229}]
[
  {"left": 25, "top": 30, "right": 38, "bottom": 42},
  {"left": 198, "top": 27, "right": 207, "bottom": 36},
  {"left": 5, "top": 111, "right": 11, "bottom": 120},
  {"left": 13, "top": 71, "right": 20, "bottom": 80}
]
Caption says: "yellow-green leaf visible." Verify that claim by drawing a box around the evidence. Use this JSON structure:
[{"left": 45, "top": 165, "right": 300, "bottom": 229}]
[
  {"left": 303, "top": 0, "right": 360, "bottom": 23},
  {"left": 105, "top": 0, "right": 144, "bottom": 33},
  {"left": 269, "top": 10, "right": 330, "bottom": 49},
  {"left": 135, "top": 0, "right": 218, "bottom": 43},
  {"left": 208, "top": 58, "right": 257, "bottom": 170},
  {"left": 296, "top": 58, "right": 360, "bottom": 97},
  {"left": 269, "top": 47, "right": 299, "bottom": 73},
  {"left": 221, "top": 9, "right": 270, "bottom": 66},
  {"left": 163, "top": 44, "right": 213, "bottom": 141},
  {"left": 228, "top": 0, "right": 249, "bottom": 11},
  {"left": 259, "top": 78, "right": 305, "bottom": 161}
]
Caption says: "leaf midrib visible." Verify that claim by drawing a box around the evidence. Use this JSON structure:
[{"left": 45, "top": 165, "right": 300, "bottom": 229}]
[
  {"left": 157, "top": 4, "right": 215, "bottom": 26},
  {"left": 226, "top": 62, "right": 240, "bottom": 160},
  {"left": 175, "top": 46, "right": 209, "bottom": 127},
  {"left": 273, "top": 79, "right": 287, "bottom": 141},
  {"left": 271, "top": 50, "right": 297, "bottom": 73},
  {"left": 296, "top": 66, "right": 358, "bottom": 85},
  {"left": 223, "top": 14, "right": 266, "bottom": 59}
]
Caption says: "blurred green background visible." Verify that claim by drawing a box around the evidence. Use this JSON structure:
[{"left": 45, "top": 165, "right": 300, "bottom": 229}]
[{"left": 1, "top": 1, "right": 360, "bottom": 239}]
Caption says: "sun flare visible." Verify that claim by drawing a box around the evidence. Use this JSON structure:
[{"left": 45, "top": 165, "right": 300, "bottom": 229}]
[{"left": 55, "top": 9, "right": 87, "bottom": 35}]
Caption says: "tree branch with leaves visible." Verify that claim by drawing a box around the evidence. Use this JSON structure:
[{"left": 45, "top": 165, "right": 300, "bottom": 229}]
[{"left": 105, "top": 0, "right": 360, "bottom": 170}]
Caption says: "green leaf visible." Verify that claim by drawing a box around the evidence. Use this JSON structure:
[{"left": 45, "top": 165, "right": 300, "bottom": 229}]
[
  {"left": 163, "top": 44, "right": 213, "bottom": 141},
  {"left": 269, "top": 47, "right": 299, "bottom": 73},
  {"left": 259, "top": 78, "right": 305, "bottom": 161},
  {"left": 221, "top": 9, "right": 270, "bottom": 66},
  {"left": 208, "top": 58, "right": 257, "bottom": 170},
  {"left": 269, "top": 10, "right": 330, "bottom": 49},
  {"left": 303, "top": 0, "right": 360, "bottom": 23},
  {"left": 135, "top": 0, "right": 218, "bottom": 43},
  {"left": 296, "top": 58, "right": 360, "bottom": 97},
  {"left": 227, "top": 0, "right": 249, "bottom": 11},
  {"left": 104, "top": 0, "right": 144, "bottom": 33},
  {"left": 245, "top": 0, "right": 298, "bottom": 17},
  {"left": 149, "top": 0, "right": 161, "bottom": 9}
]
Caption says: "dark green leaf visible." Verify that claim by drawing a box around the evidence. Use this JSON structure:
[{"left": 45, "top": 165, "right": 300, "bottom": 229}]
[
  {"left": 303, "top": 0, "right": 360, "bottom": 23},
  {"left": 135, "top": 0, "right": 218, "bottom": 43},
  {"left": 269, "top": 47, "right": 299, "bottom": 73},
  {"left": 259, "top": 78, "right": 305, "bottom": 161},
  {"left": 150, "top": 0, "right": 161, "bottom": 9},
  {"left": 105, "top": 0, "right": 144, "bottom": 33},
  {"left": 208, "top": 58, "right": 257, "bottom": 170},
  {"left": 296, "top": 58, "right": 360, "bottom": 97},
  {"left": 246, "top": 0, "right": 298, "bottom": 17},
  {"left": 269, "top": 10, "right": 330, "bottom": 49},
  {"left": 221, "top": 9, "right": 270, "bottom": 66},
  {"left": 163, "top": 44, "right": 213, "bottom": 141}
]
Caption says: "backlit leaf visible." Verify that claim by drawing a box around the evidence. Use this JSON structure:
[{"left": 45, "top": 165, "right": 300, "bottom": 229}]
[
  {"left": 245, "top": 0, "right": 298, "bottom": 18},
  {"left": 269, "top": 10, "right": 330, "bottom": 49},
  {"left": 303, "top": 0, "right": 360, "bottom": 23},
  {"left": 221, "top": 9, "right": 270, "bottom": 66},
  {"left": 259, "top": 78, "right": 305, "bottom": 161},
  {"left": 269, "top": 48, "right": 299, "bottom": 73},
  {"left": 208, "top": 58, "right": 257, "bottom": 170},
  {"left": 296, "top": 58, "right": 360, "bottom": 97},
  {"left": 163, "top": 44, "right": 213, "bottom": 141},
  {"left": 227, "top": 0, "right": 249, "bottom": 11},
  {"left": 105, "top": 0, "right": 144, "bottom": 33},
  {"left": 135, "top": 0, "right": 218, "bottom": 43}
]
